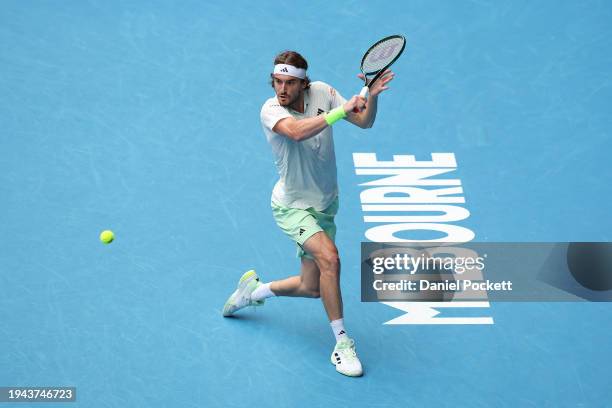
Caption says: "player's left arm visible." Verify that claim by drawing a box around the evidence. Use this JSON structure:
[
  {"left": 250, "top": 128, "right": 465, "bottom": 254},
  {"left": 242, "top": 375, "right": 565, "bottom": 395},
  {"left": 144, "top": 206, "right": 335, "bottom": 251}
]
[{"left": 345, "top": 69, "right": 395, "bottom": 129}]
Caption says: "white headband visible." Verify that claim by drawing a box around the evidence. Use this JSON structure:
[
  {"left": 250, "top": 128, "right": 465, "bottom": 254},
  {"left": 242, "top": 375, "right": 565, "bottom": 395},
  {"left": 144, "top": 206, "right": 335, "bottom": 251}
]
[{"left": 273, "top": 64, "right": 306, "bottom": 79}]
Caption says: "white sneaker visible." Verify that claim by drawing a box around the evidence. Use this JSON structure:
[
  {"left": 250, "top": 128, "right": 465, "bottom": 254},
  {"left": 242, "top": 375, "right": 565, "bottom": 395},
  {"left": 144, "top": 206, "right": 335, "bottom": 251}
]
[
  {"left": 330, "top": 337, "right": 363, "bottom": 377},
  {"left": 222, "top": 270, "right": 264, "bottom": 317}
]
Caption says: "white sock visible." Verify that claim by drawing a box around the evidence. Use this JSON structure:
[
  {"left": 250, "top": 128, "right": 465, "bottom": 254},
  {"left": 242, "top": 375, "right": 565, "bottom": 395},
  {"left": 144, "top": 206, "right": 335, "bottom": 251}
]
[
  {"left": 330, "top": 318, "right": 348, "bottom": 342},
  {"left": 251, "top": 282, "right": 275, "bottom": 302}
]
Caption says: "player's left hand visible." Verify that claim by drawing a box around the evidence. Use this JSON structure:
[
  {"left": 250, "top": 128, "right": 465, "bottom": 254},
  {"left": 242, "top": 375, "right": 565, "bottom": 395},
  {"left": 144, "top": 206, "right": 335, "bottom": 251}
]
[{"left": 358, "top": 69, "right": 395, "bottom": 97}]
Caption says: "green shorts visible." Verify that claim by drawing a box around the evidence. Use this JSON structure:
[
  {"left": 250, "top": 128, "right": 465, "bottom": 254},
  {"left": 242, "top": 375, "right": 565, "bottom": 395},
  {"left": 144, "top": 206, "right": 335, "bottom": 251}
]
[{"left": 271, "top": 197, "right": 339, "bottom": 259}]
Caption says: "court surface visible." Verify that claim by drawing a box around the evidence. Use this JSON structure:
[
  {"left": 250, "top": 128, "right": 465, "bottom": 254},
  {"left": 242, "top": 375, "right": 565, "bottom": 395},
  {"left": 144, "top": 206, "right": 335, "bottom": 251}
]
[{"left": 1, "top": 1, "right": 611, "bottom": 407}]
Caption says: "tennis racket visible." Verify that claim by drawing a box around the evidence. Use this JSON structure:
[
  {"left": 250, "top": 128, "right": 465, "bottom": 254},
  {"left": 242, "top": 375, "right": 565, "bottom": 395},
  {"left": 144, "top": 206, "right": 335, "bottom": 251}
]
[{"left": 353, "top": 35, "right": 406, "bottom": 112}]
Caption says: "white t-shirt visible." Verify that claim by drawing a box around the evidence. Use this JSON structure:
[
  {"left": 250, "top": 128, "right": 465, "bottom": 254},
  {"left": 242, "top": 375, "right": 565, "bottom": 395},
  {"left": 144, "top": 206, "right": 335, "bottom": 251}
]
[{"left": 260, "top": 81, "right": 347, "bottom": 211}]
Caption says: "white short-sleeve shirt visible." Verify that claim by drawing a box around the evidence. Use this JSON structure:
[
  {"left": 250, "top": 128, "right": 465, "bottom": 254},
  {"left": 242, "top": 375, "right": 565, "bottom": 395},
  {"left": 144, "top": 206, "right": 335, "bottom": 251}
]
[{"left": 260, "top": 81, "right": 347, "bottom": 211}]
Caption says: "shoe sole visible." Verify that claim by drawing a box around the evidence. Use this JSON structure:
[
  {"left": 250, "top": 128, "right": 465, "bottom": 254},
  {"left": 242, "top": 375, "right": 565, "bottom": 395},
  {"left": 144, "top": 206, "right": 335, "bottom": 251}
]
[{"left": 331, "top": 360, "right": 363, "bottom": 377}]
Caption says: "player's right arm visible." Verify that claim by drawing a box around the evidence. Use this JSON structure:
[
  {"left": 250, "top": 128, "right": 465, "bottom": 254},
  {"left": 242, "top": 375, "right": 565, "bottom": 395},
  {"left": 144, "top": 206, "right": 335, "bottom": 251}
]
[
  {"left": 273, "top": 115, "right": 328, "bottom": 142},
  {"left": 273, "top": 96, "right": 365, "bottom": 142}
]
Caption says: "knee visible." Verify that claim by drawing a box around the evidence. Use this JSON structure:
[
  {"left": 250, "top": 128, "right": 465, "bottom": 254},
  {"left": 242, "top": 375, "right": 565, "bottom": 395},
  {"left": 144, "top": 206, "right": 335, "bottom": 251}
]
[{"left": 318, "top": 249, "right": 340, "bottom": 278}]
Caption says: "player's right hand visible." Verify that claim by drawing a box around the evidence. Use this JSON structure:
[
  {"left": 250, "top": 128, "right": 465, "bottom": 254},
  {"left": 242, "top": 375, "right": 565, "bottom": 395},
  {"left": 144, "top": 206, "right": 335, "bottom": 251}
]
[{"left": 344, "top": 95, "right": 366, "bottom": 115}]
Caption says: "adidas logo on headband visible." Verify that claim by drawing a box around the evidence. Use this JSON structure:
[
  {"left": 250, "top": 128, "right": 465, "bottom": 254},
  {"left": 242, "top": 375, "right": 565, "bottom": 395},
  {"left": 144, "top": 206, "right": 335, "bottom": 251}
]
[{"left": 280, "top": 67, "right": 288, "bottom": 72}]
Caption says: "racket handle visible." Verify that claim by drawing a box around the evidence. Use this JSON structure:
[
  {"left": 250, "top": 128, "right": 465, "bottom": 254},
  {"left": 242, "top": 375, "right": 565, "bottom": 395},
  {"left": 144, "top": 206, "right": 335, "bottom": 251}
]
[
  {"left": 353, "top": 86, "right": 370, "bottom": 113},
  {"left": 359, "top": 85, "right": 369, "bottom": 98}
]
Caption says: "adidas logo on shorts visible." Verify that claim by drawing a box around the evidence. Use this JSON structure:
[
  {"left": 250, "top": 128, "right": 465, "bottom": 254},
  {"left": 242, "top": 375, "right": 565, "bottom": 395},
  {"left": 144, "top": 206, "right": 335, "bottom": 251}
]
[{"left": 299, "top": 228, "right": 306, "bottom": 236}]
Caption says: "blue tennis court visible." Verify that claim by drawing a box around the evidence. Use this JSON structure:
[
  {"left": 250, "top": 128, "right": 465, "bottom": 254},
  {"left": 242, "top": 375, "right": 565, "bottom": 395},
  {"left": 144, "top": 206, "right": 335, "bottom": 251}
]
[{"left": 1, "top": 1, "right": 611, "bottom": 406}]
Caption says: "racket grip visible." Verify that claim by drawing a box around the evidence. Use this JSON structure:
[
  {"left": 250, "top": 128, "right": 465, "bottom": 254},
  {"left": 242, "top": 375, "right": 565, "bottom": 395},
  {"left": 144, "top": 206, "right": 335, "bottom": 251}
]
[
  {"left": 359, "top": 86, "right": 369, "bottom": 98},
  {"left": 353, "top": 86, "right": 370, "bottom": 113}
]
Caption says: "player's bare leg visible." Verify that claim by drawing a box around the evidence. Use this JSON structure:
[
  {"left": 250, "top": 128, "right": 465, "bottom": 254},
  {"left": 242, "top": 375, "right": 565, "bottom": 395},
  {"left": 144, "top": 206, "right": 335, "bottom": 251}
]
[
  {"left": 302, "top": 231, "right": 343, "bottom": 321},
  {"left": 269, "top": 258, "right": 320, "bottom": 298}
]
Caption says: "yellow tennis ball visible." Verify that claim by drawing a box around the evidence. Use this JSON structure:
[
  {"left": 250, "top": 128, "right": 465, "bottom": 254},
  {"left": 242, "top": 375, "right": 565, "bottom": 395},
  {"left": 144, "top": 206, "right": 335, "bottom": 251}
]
[{"left": 100, "top": 230, "right": 114, "bottom": 244}]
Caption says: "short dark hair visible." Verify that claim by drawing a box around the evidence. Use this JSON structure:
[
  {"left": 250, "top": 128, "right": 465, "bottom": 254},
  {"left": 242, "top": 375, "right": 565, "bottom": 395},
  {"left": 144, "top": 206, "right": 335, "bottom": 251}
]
[{"left": 269, "top": 50, "right": 311, "bottom": 89}]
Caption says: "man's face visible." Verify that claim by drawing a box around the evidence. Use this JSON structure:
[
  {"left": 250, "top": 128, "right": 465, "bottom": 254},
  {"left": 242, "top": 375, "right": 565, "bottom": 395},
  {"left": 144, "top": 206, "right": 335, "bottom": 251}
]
[{"left": 272, "top": 74, "right": 305, "bottom": 106}]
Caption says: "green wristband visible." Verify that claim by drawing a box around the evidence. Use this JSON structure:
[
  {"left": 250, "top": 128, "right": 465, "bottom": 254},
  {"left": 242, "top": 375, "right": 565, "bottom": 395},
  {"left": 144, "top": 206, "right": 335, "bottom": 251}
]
[{"left": 324, "top": 106, "right": 347, "bottom": 126}]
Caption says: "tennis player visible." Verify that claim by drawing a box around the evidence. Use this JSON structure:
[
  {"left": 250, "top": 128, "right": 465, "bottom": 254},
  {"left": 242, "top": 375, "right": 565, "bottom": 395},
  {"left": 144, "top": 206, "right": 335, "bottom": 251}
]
[{"left": 223, "top": 50, "right": 394, "bottom": 377}]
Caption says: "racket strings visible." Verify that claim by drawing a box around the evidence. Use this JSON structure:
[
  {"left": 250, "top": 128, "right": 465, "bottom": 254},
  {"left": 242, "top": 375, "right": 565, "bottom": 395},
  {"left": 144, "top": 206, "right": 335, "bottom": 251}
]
[{"left": 361, "top": 37, "right": 405, "bottom": 75}]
